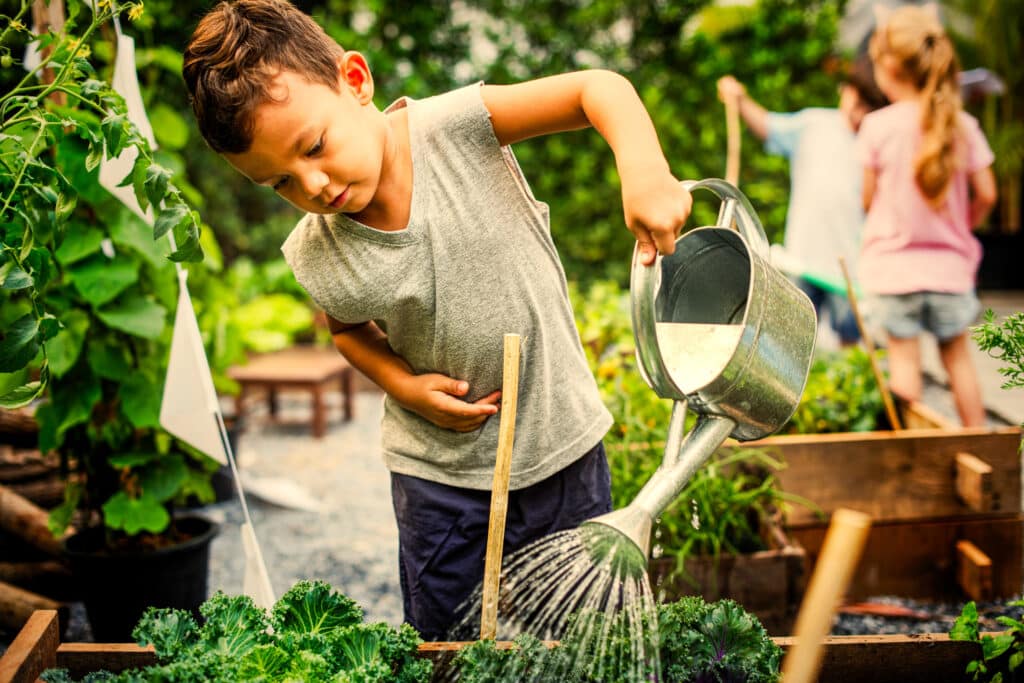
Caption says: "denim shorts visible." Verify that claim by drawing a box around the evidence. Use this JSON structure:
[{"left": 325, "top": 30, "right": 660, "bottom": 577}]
[
  {"left": 390, "top": 441, "right": 612, "bottom": 640},
  {"left": 865, "top": 290, "right": 980, "bottom": 342}
]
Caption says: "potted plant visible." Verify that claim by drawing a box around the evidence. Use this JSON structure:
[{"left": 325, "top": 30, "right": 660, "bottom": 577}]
[{"left": 1, "top": 0, "right": 215, "bottom": 640}]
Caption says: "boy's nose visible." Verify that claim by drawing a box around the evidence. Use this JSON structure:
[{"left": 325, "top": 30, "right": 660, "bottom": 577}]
[{"left": 299, "top": 170, "right": 329, "bottom": 199}]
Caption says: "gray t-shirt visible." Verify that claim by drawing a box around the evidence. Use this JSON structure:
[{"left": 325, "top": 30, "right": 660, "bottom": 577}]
[{"left": 281, "top": 83, "right": 612, "bottom": 490}]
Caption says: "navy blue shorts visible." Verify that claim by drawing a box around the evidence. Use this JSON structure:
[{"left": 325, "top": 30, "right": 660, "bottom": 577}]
[{"left": 390, "top": 441, "right": 612, "bottom": 640}]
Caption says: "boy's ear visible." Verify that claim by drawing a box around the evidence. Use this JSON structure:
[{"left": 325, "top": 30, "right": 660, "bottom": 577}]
[{"left": 338, "top": 51, "right": 374, "bottom": 103}]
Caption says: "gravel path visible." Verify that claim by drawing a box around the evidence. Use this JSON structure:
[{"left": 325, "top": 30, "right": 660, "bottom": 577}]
[{"left": 203, "top": 390, "right": 404, "bottom": 626}]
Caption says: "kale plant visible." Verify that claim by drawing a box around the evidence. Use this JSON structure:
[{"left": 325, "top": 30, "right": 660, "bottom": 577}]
[
  {"left": 453, "top": 596, "right": 781, "bottom": 683},
  {"left": 659, "top": 597, "right": 781, "bottom": 683},
  {"left": 42, "top": 580, "right": 432, "bottom": 682}
]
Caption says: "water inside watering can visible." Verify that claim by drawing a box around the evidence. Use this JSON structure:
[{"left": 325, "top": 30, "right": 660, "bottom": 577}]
[{"left": 655, "top": 322, "right": 744, "bottom": 393}]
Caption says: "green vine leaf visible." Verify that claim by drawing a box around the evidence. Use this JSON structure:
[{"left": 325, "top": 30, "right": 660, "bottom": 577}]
[
  {"left": 0, "top": 313, "right": 40, "bottom": 372},
  {"left": 67, "top": 252, "right": 140, "bottom": 305},
  {"left": 0, "top": 380, "right": 44, "bottom": 409},
  {"left": 96, "top": 294, "right": 166, "bottom": 339}
]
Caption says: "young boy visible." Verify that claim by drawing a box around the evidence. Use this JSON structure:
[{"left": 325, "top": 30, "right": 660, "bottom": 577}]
[
  {"left": 716, "top": 56, "right": 888, "bottom": 347},
  {"left": 183, "top": 0, "right": 691, "bottom": 639}
]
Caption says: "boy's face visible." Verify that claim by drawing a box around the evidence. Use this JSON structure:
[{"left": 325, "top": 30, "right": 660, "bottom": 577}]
[{"left": 224, "top": 53, "right": 385, "bottom": 216}]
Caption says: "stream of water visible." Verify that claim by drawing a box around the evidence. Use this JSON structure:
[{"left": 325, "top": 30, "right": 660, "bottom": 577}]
[{"left": 444, "top": 523, "right": 661, "bottom": 681}]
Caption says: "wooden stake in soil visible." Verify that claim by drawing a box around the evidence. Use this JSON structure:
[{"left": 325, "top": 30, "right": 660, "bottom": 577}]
[
  {"left": 838, "top": 257, "right": 903, "bottom": 430},
  {"left": 480, "top": 334, "right": 521, "bottom": 641},
  {"left": 781, "top": 508, "right": 872, "bottom": 683}
]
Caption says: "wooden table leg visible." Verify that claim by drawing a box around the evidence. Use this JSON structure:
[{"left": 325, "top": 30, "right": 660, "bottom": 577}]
[
  {"left": 341, "top": 368, "right": 354, "bottom": 421},
  {"left": 311, "top": 384, "right": 326, "bottom": 438},
  {"left": 234, "top": 387, "right": 249, "bottom": 426},
  {"left": 267, "top": 386, "right": 279, "bottom": 419}
]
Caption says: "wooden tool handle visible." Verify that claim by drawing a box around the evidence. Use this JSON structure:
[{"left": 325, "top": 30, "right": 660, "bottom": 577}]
[
  {"left": 838, "top": 257, "right": 903, "bottom": 430},
  {"left": 782, "top": 508, "right": 872, "bottom": 683},
  {"left": 480, "top": 334, "right": 521, "bottom": 640},
  {"left": 725, "top": 94, "right": 741, "bottom": 186}
]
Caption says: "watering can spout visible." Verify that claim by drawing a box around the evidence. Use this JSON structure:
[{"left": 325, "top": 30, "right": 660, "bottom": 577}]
[{"left": 586, "top": 415, "right": 737, "bottom": 557}]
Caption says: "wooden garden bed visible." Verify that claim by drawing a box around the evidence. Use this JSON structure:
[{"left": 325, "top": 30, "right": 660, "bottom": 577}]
[
  {"left": 0, "top": 610, "right": 989, "bottom": 683},
  {"left": 745, "top": 400, "right": 1024, "bottom": 601}
]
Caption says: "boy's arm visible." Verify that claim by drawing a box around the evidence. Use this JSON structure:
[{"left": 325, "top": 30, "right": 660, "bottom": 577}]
[
  {"left": 327, "top": 317, "right": 499, "bottom": 432},
  {"left": 481, "top": 70, "right": 691, "bottom": 265},
  {"left": 716, "top": 76, "right": 769, "bottom": 141}
]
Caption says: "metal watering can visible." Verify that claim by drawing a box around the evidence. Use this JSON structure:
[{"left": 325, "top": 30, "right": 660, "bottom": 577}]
[{"left": 588, "top": 179, "right": 817, "bottom": 556}]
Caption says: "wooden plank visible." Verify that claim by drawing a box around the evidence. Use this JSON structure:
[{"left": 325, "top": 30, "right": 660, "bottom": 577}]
[
  {"left": 747, "top": 427, "right": 1021, "bottom": 524},
  {"left": 790, "top": 515, "right": 1023, "bottom": 600},
  {"left": 901, "top": 400, "right": 957, "bottom": 430},
  {"left": 774, "top": 633, "right": 979, "bottom": 683},
  {"left": 0, "top": 617, "right": 995, "bottom": 683},
  {"left": 0, "top": 609, "right": 58, "bottom": 683},
  {"left": 56, "top": 643, "right": 157, "bottom": 678},
  {"left": 955, "top": 452, "right": 994, "bottom": 512},
  {"left": 956, "top": 539, "right": 993, "bottom": 602}
]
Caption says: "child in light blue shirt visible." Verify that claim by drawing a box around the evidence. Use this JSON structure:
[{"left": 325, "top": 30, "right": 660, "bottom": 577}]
[{"left": 717, "top": 57, "right": 888, "bottom": 346}]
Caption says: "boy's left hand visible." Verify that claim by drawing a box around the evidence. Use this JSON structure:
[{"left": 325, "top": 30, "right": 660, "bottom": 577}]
[{"left": 621, "top": 169, "right": 692, "bottom": 265}]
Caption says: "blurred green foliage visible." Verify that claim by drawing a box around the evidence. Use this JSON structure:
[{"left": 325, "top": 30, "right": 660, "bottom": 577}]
[{"left": 0, "top": 0, "right": 848, "bottom": 286}]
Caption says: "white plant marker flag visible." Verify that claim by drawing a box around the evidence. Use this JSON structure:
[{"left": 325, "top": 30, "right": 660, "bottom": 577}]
[
  {"left": 161, "top": 270, "right": 227, "bottom": 465},
  {"left": 95, "top": 17, "right": 275, "bottom": 608}
]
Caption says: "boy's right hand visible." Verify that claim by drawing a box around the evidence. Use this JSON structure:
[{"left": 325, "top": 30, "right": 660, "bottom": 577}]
[
  {"left": 397, "top": 373, "right": 501, "bottom": 432},
  {"left": 716, "top": 75, "right": 746, "bottom": 104}
]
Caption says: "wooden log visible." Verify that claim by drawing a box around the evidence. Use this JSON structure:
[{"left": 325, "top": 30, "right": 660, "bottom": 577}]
[
  {"left": 0, "top": 483, "right": 65, "bottom": 556},
  {"left": 955, "top": 452, "right": 994, "bottom": 512},
  {"left": 5, "top": 477, "right": 65, "bottom": 508},
  {"left": 0, "top": 609, "right": 58, "bottom": 683},
  {"left": 790, "top": 514, "right": 1023, "bottom": 600},
  {"left": 754, "top": 426, "right": 1021, "bottom": 525},
  {"left": 0, "top": 561, "right": 75, "bottom": 600},
  {"left": 0, "top": 580, "right": 66, "bottom": 634},
  {"left": 956, "top": 539, "right": 993, "bottom": 602}
]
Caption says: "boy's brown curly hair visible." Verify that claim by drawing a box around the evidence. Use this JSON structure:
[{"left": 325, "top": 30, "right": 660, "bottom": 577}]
[{"left": 183, "top": 0, "right": 346, "bottom": 154}]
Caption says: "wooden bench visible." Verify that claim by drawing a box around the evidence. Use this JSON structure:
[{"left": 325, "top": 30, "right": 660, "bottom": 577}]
[{"left": 227, "top": 346, "right": 354, "bottom": 438}]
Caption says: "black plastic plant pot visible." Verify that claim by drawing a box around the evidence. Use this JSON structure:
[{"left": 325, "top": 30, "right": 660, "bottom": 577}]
[{"left": 63, "top": 515, "right": 220, "bottom": 642}]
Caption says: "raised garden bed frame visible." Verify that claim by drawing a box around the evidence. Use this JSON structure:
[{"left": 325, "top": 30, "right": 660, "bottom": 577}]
[
  {"left": 746, "top": 400, "right": 1023, "bottom": 602},
  {"left": 0, "top": 609, "right": 990, "bottom": 683}
]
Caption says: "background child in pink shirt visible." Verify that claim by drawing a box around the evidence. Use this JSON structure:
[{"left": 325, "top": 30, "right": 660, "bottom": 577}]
[{"left": 858, "top": 5, "right": 997, "bottom": 426}]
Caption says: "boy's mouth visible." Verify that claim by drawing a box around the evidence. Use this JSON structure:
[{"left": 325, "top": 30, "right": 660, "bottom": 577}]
[{"left": 329, "top": 188, "right": 349, "bottom": 209}]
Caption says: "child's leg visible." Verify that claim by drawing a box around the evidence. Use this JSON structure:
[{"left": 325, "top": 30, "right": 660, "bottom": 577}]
[
  {"left": 937, "top": 332, "right": 986, "bottom": 427},
  {"left": 886, "top": 334, "right": 923, "bottom": 403}
]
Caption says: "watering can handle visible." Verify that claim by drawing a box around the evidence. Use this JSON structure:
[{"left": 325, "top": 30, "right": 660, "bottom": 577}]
[{"left": 680, "top": 179, "right": 771, "bottom": 260}]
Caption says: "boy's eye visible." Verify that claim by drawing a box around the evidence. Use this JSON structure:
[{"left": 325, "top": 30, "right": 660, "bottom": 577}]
[{"left": 306, "top": 136, "right": 324, "bottom": 156}]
